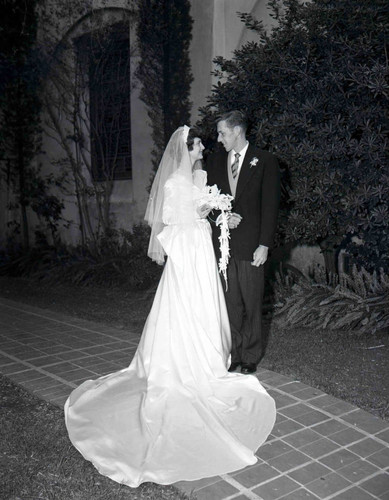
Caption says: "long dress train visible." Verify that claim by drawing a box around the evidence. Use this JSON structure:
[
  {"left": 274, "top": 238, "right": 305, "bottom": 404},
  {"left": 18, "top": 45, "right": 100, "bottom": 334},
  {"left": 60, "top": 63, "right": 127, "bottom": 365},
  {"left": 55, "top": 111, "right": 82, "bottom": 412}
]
[{"left": 64, "top": 170, "right": 276, "bottom": 487}]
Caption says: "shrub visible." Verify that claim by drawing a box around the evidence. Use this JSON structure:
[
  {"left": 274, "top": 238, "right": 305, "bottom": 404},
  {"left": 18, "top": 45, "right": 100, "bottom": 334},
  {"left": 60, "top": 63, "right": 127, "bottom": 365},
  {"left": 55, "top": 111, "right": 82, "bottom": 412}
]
[
  {"left": 273, "top": 265, "right": 389, "bottom": 334},
  {"left": 0, "top": 0, "right": 66, "bottom": 249},
  {"left": 0, "top": 224, "right": 162, "bottom": 291},
  {"left": 198, "top": 0, "right": 388, "bottom": 272}
]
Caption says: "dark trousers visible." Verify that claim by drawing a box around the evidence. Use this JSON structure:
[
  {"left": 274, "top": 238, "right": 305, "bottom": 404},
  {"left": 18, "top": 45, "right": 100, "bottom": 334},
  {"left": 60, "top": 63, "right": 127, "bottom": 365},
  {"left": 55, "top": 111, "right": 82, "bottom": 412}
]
[{"left": 224, "top": 257, "right": 264, "bottom": 365}]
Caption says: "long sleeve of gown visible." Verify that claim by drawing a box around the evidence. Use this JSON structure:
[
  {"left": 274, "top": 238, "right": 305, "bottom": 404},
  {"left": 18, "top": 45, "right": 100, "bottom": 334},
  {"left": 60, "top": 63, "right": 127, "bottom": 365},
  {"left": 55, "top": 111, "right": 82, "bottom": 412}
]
[{"left": 162, "top": 173, "right": 196, "bottom": 225}]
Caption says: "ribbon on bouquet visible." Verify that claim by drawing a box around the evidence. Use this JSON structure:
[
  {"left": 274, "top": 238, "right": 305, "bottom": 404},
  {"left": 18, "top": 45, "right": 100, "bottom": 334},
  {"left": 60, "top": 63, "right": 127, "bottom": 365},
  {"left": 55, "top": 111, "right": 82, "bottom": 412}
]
[
  {"left": 216, "top": 211, "right": 231, "bottom": 290},
  {"left": 198, "top": 184, "right": 233, "bottom": 290}
]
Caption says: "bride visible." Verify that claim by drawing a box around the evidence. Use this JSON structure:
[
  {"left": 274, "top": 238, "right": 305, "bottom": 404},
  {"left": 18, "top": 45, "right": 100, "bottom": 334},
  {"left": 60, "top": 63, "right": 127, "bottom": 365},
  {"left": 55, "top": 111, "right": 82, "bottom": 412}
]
[{"left": 64, "top": 126, "right": 276, "bottom": 488}]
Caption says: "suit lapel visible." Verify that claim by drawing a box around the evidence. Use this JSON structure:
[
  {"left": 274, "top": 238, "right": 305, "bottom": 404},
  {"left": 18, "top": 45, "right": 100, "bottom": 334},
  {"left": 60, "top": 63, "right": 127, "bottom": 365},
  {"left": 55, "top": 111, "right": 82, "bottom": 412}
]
[
  {"left": 218, "top": 151, "right": 232, "bottom": 195},
  {"left": 234, "top": 145, "right": 262, "bottom": 204}
]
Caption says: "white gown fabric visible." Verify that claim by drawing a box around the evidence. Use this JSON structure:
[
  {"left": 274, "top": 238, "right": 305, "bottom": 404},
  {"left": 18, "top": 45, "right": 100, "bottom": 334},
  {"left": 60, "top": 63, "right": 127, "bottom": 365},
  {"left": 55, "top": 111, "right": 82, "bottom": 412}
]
[{"left": 64, "top": 170, "right": 276, "bottom": 488}]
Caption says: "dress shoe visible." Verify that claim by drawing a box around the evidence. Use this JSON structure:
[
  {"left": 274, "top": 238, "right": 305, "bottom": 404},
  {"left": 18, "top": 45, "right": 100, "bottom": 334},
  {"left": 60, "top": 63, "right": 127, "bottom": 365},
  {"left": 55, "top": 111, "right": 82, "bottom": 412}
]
[
  {"left": 228, "top": 362, "right": 241, "bottom": 372},
  {"left": 240, "top": 363, "right": 257, "bottom": 374}
]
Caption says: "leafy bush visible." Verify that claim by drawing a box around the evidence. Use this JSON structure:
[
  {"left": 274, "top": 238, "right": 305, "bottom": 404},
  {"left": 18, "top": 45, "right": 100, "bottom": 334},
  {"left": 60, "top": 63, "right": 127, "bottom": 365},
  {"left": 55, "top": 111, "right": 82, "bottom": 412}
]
[
  {"left": 274, "top": 265, "right": 389, "bottom": 334},
  {"left": 0, "top": 0, "right": 66, "bottom": 248},
  {"left": 198, "top": 0, "right": 388, "bottom": 272},
  {"left": 0, "top": 224, "right": 162, "bottom": 290}
]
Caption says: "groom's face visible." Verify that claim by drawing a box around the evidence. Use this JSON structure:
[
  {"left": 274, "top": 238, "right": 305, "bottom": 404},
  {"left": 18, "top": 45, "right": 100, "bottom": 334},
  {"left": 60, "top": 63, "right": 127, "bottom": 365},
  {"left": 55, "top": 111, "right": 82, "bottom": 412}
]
[{"left": 217, "top": 121, "right": 239, "bottom": 152}]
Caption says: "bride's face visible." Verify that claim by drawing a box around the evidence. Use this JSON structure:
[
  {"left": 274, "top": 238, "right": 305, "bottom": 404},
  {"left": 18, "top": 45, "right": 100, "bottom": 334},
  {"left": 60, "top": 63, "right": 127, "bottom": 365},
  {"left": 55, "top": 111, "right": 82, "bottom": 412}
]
[{"left": 189, "top": 138, "right": 205, "bottom": 164}]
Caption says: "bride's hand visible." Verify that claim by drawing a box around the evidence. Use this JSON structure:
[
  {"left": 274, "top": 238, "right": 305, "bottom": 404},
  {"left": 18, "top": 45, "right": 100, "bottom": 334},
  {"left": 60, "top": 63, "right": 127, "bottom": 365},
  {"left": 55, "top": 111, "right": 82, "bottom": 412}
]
[{"left": 197, "top": 204, "right": 212, "bottom": 218}]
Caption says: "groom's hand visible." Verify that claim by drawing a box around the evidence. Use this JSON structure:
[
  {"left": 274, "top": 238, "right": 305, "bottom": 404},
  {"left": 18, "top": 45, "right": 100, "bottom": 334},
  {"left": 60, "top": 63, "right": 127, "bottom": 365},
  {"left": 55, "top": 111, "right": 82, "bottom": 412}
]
[
  {"left": 252, "top": 245, "right": 269, "bottom": 267},
  {"left": 227, "top": 213, "right": 242, "bottom": 229}
]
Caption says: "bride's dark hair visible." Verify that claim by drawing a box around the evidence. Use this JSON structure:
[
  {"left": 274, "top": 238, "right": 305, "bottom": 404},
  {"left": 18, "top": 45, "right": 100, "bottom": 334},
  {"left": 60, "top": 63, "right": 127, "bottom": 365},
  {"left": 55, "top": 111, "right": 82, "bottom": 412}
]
[{"left": 186, "top": 127, "right": 202, "bottom": 151}]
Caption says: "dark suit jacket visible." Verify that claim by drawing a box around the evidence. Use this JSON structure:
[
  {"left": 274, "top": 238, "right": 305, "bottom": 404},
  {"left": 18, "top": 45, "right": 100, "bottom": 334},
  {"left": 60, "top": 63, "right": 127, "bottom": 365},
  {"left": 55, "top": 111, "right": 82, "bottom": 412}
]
[{"left": 205, "top": 144, "right": 280, "bottom": 261}]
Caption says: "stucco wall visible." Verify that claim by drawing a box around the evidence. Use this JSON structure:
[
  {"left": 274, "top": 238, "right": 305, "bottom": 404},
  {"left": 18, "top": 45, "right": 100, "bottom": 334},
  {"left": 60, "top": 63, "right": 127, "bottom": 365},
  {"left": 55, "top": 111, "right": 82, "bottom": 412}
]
[
  {"left": 38, "top": 2, "right": 153, "bottom": 245},
  {"left": 212, "top": 1, "right": 278, "bottom": 70},
  {"left": 1, "top": 0, "right": 284, "bottom": 249},
  {"left": 190, "top": 0, "right": 280, "bottom": 121},
  {"left": 189, "top": 0, "right": 214, "bottom": 122},
  {"left": 112, "top": 57, "right": 153, "bottom": 232}
]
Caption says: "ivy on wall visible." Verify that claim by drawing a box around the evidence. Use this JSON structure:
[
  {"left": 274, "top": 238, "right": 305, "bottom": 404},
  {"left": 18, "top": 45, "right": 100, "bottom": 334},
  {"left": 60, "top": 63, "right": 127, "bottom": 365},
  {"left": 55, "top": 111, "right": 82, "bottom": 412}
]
[
  {"left": 136, "top": 0, "right": 193, "bottom": 181},
  {"left": 0, "top": 0, "right": 64, "bottom": 249}
]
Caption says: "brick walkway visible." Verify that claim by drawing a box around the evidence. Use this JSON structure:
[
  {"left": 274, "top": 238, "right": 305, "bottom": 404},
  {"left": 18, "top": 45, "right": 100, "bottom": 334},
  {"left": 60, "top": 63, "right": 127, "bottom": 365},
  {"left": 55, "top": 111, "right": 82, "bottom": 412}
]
[{"left": 1, "top": 297, "right": 388, "bottom": 500}]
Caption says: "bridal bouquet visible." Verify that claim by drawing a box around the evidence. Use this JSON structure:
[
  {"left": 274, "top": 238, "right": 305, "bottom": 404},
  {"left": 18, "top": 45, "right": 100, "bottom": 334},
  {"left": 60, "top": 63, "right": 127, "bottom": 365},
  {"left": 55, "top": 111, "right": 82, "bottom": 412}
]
[{"left": 198, "top": 185, "right": 234, "bottom": 289}]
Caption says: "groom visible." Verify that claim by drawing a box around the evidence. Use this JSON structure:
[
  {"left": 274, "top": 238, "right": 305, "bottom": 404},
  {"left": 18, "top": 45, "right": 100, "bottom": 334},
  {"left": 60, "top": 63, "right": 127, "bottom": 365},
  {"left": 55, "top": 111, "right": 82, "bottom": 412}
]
[{"left": 205, "top": 110, "right": 280, "bottom": 374}]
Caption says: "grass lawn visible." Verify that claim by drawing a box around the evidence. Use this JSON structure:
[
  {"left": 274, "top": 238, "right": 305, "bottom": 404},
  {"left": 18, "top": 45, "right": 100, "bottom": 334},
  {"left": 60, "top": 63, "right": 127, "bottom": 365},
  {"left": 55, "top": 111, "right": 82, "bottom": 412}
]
[
  {"left": 0, "top": 374, "right": 193, "bottom": 500},
  {"left": 263, "top": 323, "right": 388, "bottom": 420}
]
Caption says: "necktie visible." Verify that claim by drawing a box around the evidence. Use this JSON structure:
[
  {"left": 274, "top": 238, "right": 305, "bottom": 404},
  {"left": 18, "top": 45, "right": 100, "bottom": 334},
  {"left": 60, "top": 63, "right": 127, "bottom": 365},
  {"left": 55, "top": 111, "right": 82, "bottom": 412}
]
[{"left": 231, "top": 152, "right": 240, "bottom": 179}]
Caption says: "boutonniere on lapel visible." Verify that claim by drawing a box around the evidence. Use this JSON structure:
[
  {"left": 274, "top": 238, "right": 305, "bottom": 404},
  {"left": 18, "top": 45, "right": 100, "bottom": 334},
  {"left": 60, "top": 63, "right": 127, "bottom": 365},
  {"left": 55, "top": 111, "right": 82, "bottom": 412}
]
[{"left": 250, "top": 157, "right": 259, "bottom": 168}]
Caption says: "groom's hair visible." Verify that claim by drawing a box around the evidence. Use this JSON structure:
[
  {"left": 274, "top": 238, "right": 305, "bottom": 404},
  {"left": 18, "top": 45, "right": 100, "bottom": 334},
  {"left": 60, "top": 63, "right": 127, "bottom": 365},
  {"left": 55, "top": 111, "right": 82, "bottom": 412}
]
[{"left": 217, "top": 110, "right": 248, "bottom": 134}]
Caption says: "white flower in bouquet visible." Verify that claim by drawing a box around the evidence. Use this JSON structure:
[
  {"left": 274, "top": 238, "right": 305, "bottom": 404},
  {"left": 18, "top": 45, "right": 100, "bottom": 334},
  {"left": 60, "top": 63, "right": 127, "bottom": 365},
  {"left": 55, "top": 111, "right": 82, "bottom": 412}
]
[
  {"left": 198, "top": 185, "right": 234, "bottom": 289},
  {"left": 200, "top": 184, "right": 234, "bottom": 212}
]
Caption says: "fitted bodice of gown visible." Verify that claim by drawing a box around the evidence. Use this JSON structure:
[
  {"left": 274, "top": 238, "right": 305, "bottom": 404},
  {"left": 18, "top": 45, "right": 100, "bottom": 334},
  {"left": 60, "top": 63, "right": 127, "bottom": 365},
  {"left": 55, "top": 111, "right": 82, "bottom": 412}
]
[{"left": 64, "top": 169, "right": 276, "bottom": 488}]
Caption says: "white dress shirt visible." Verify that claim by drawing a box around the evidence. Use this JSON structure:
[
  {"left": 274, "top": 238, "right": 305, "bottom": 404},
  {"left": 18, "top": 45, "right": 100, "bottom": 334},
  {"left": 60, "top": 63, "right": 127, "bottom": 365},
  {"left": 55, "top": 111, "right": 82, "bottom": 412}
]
[{"left": 228, "top": 141, "right": 249, "bottom": 196}]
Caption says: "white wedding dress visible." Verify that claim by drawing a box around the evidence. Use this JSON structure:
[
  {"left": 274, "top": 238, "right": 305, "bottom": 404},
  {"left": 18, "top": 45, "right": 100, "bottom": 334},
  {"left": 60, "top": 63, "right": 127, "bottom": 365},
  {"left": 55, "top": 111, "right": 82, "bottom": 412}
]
[{"left": 64, "top": 170, "right": 276, "bottom": 487}]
